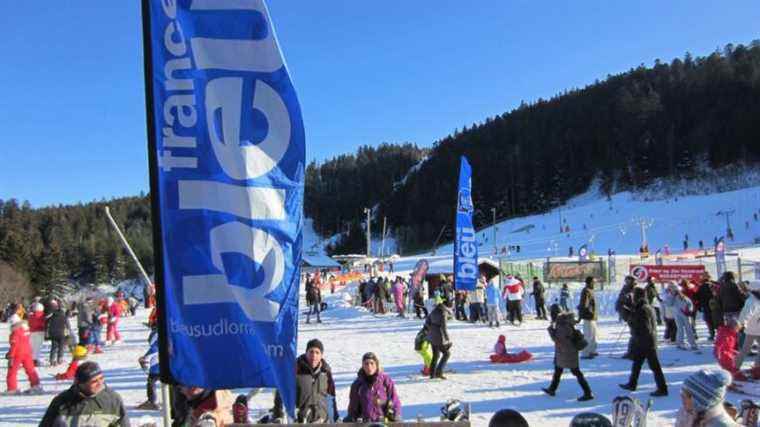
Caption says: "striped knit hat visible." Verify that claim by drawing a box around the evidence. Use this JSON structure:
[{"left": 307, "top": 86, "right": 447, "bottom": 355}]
[{"left": 682, "top": 369, "right": 732, "bottom": 411}]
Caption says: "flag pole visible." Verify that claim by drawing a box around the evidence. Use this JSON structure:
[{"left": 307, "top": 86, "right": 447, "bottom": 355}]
[{"left": 140, "top": 0, "right": 172, "bottom": 425}]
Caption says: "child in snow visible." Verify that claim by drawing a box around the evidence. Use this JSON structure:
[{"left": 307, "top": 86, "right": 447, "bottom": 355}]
[
  {"left": 490, "top": 335, "right": 533, "bottom": 363},
  {"left": 54, "top": 345, "right": 88, "bottom": 381},
  {"left": 665, "top": 283, "right": 698, "bottom": 351},
  {"left": 136, "top": 328, "right": 161, "bottom": 410},
  {"left": 414, "top": 324, "right": 433, "bottom": 376},
  {"left": 5, "top": 315, "right": 42, "bottom": 395},
  {"left": 107, "top": 296, "right": 123, "bottom": 344},
  {"left": 714, "top": 318, "right": 749, "bottom": 381},
  {"left": 27, "top": 302, "right": 45, "bottom": 366}
]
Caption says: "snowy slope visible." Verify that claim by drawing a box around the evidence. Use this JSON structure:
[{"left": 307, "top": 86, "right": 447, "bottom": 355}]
[
  {"left": 0, "top": 288, "right": 732, "bottom": 426},
  {"left": 429, "top": 183, "right": 760, "bottom": 260}
]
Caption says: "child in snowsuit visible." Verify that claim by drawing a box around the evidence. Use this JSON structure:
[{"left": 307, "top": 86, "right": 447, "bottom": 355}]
[
  {"left": 490, "top": 335, "right": 533, "bottom": 363},
  {"left": 107, "top": 297, "right": 122, "bottom": 344},
  {"left": 5, "top": 315, "right": 42, "bottom": 394},
  {"left": 54, "top": 345, "right": 88, "bottom": 381},
  {"left": 415, "top": 324, "right": 433, "bottom": 376},
  {"left": 27, "top": 303, "right": 45, "bottom": 366},
  {"left": 91, "top": 305, "right": 107, "bottom": 353},
  {"left": 136, "top": 329, "right": 161, "bottom": 410},
  {"left": 665, "top": 283, "right": 698, "bottom": 351},
  {"left": 715, "top": 319, "right": 749, "bottom": 381}
]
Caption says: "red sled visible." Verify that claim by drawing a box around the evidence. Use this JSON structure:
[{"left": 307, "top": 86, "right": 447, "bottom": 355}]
[{"left": 490, "top": 350, "right": 533, "bottom": 364}]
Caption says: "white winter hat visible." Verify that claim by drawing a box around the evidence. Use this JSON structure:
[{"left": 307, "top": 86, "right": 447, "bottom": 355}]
[
  {"left": 8, "top": 314, "right": 22, "bottom": 326},
  {"left": 748, "top": 280, "right": 760, "bottom": 292},
  {"left": 107, "top": 297, "right": 115, "bottom": 305},
  {"left": 32, "top": 303, "right": 44, "bottom": 312}
]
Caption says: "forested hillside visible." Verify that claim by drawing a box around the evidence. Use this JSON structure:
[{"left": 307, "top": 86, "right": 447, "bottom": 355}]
[
  {"left": 382, "top": 43, "right": 760, "bottom": 251},
  {"left": 3, "top": 43, "right": 760, "bottom": 293}
]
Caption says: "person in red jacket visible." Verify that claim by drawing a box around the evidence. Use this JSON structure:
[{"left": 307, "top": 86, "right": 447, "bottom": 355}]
[
  {"left": 27, "top": 302, "right": 46, "bottom": 366},
  {"left": 106, "top": 297, "right": 122, "bottom": 344},
  {"left": 55, "top": 345, "right": 88, "bottom": 381},
  {"left": 714, "top": 318, "right": 747, "bottom": 381},
  {"left": 5, "top": 315, "right": 42, "bottom": 394}
]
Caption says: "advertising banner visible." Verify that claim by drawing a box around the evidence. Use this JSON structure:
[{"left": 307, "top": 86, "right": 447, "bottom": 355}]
[
  {"left": 629, "top": 264, "right": 706, "bottom": 283},
  {"left": 143, "top": 0, "right": 304, "bottom": 415},
  {"left": 454, "top": 156, "right": 477, "bottom": 291},
  {"left": 544, "top": 261, "right": 605, "bottom": 282}
]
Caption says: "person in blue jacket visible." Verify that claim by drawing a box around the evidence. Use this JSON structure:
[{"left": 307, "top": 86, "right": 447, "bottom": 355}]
[{"left": 136, "top": 328, "right": 160, "bottom": 410}]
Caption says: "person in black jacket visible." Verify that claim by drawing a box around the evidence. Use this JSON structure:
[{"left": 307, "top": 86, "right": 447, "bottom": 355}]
[
  {"left": 306, "top": 278, "right": 322, "bottom": 324},
  {"left": 619, "top": 287, "right": 668, "bottom": 397},
  {"left": 615, "top": 276, "right": 636, "bottom": 359},
  {"left": 696, "top": 273, "right": 716, "bottom": 340},
  {"left": 578, "top": 277, "right": 598, "bottom": 359},
  {"left": 46, "top": 300, "right": 71, "bottom": 367},
  {"left": 531, "top": 277, "right": 547, "bottom": 320},
  {"left": 426, "top": 298, "right": 453, "bottom": 380},
  {"left": 719, "top": 271, "right": 746, "bottom": 324}
]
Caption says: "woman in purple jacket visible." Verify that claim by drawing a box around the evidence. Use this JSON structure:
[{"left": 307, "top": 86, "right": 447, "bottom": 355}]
[{"left": 346, "top": 352, "right": 402, "bottom": 422}]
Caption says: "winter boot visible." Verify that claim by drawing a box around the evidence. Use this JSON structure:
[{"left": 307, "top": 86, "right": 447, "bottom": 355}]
[
  {"left": 577, "top": 393, "right": 594, "bottom": 401},
  {"left": 421, "top": 366, "right": 431, "bottom": 376},
  {"left": 25, "top": 385, "right": 44, "bottom": 395},
  {"left": 541, "top": 388, "right": 556, "bottom": 396},
  {"left": 750, "top": 366, "right": 760, "bottom": 380},
  {"left": 136, "top": 400, "right": 160, "bottom": 410}
]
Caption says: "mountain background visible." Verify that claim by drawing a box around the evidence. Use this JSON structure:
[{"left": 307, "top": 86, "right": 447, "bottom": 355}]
[{"left": 2, "top": 42, "right": 760, "bottom": 297}]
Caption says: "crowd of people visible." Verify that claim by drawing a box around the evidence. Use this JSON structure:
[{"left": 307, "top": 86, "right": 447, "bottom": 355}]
[{"left": 7, "top": 268, "right": 760, "bottom": 426}]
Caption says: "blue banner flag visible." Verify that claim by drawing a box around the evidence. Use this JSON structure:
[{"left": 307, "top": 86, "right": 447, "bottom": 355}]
[
  {"left": 142, "top": 0, "right": 303, "bottom": 416},
  {"left": 454, "top": 156, "right": 477, "bottom": 291}
]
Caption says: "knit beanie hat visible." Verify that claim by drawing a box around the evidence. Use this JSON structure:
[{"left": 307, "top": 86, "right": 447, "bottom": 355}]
[
  {"left": 489, "top": 409, "right": 529, "bottom": 427},
  {"left": 75, "top": 361, "right": 103, "bottom": 384},
  {"left": 306, "top": 338, "right": 324, "bottom": 353},
  {"left": 682, "top": 369, "right": 732, "bottom": 411}
]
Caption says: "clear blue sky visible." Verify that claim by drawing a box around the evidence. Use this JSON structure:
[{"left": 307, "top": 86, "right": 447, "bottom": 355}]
[{"left": 1, "top": 1, "right": 758, "bottom": 207}]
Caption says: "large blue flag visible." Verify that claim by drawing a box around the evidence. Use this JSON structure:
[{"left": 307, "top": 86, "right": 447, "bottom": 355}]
[
  {"left": 142, "top": 0, "right": 303, "bottom": 416},
  {"left": 454, "top": 157, "right": 477, "bottom": 291}
]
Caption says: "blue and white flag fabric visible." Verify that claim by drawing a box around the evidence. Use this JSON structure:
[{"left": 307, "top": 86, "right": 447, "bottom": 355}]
[
  {"left": 715, "top": 237, "right": 726, "bottom": 276},
  {"left": 454, "top": 156, "right": 477, "bottom": 291},
  {"left": 143, "top": 0, "right": 303, "bottom": 416}
]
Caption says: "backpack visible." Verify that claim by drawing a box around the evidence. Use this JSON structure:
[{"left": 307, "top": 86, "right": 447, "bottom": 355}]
[{"left": 571, "top": 328, "right": 588, "bottom": 351}]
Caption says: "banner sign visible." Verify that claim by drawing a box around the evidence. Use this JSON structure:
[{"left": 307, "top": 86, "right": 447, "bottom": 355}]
[
  {"left": 454, "top": 156, "right": 477, "bottom": 291},
  {"left": 544, "top": 261, "right": 605, "bottom": 282},
  {"left": 411, "top": 259, "right": 429, "bottom": 289},
  {"left": 629, "top": 265, "right": 706, "bottom": 283},
  {"left": 715, "top": 237, "right": 727, "bottom": 276},
  {"left": 143, "top": 0, "right": 304, "bottom": 416}
]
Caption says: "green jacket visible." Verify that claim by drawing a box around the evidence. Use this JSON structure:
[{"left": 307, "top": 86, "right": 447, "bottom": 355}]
[{"left": 39, "top": 385, "right": 129, "bottom": 427}]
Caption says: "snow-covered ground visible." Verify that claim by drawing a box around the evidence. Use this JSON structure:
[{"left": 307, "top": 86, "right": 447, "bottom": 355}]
[
  {"left": 416, "top": 182, "right": 760, "bottom": 261},
  {"left": 0, "top": 285, "right": 733, "bottom": 426}
]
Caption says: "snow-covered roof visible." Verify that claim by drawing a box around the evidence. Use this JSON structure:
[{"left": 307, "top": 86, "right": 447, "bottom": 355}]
[{"left": 302, "top": 253, "right": 341, "bottom": 268}]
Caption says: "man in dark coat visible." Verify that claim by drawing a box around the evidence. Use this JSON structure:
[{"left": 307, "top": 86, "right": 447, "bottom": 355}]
[
  {"left": 40, "top": 362, "right": 130, "bottom": 426},
  {"left": 615, "top": 276, "right": 636, "bottom": 359},
  {"left": 46, "top": 300, "right": 70, "bottom": 366},
  {"left": 76, "top": 300, "right": 93, "bottom": 345},
  {"left": 531, "top": 277, "right": 547, "bottom": 320},
  {"left": 696, "top": 273, "right": 716, "bottom": 340},
  {"left": 578, "top": 277, "right": 598, "bottom": 359},
  {"left": 619, "top": 287, "right": 668, "bottom": 397},
  {"left": 720, "top": 271, "right": 746, "bottom": 324},
  {"left": 272, "top": 339, "right": 338, "bottom": 423},
  {"left": 426, "top": 298, "right": 452, "bottom": 380}
]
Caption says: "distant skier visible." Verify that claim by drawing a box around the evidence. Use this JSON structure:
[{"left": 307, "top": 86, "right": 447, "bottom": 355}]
[
  {"left": 559, "top": 284, "right": 571, "bottom": 312},
  {"left": 486, "top": 276, "right": 502, "bottom": 327}
]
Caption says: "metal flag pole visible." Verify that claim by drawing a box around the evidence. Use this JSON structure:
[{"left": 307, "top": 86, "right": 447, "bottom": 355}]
[{"left": 104, "top": 206, "right": 170, "bottom": 427}]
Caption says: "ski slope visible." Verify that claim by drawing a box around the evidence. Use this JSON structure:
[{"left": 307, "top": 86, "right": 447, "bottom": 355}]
[
  {"left": 426, "top": 183, "right": 760, "bottom": 260},
  {"left": 0, "top": 286, "right": 730, "bottom": 426}
]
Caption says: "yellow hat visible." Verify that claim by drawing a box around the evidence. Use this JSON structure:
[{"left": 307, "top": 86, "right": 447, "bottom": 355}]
[{"left": 72, "top": 345, "right": 88, "bottom": 360}]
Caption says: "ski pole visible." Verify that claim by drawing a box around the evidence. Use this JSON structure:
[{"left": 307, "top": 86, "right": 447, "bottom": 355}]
[{"left": 607, "top": 323, "right": 628, "bottom": 357}]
